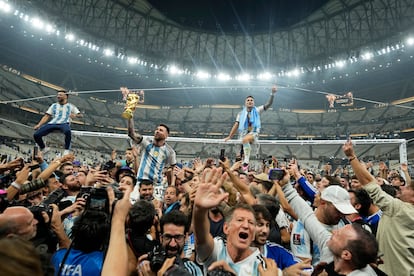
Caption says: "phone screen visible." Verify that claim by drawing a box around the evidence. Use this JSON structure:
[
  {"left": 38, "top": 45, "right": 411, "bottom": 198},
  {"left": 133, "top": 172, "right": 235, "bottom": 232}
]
[
  {"left": 219, "top": 149, "right": 225, "bottom": 161},
  {"left": 0, "top": 155, "right": 7, "bottom": 163},
  {"left": 33, "top": 146, "right": 38, "bottom": 160},
  {"left": 268, "top": 168, "right": 285, "bottom": 181}
]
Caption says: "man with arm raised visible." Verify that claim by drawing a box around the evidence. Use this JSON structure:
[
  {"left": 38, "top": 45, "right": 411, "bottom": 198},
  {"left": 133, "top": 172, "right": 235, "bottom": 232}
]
[{"left": 343, "top": 139, "right": 414, "bottom": 276}]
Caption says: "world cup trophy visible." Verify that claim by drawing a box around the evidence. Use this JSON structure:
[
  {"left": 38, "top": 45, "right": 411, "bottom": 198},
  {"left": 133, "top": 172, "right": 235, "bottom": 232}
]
[{"left": 120, "top": 87, "right": 145, "bottom": 119}]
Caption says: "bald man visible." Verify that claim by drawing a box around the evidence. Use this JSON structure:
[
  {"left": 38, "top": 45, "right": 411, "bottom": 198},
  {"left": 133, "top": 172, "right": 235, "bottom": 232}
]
[{"left": 0, "top": 206, "right": 38, "bottom": 240}]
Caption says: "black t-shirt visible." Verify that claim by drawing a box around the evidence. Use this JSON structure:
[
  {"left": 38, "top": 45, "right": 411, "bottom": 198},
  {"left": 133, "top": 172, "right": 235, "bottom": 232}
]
[{"left": 209, "top": 215, "right": 225, "bottom": 239}]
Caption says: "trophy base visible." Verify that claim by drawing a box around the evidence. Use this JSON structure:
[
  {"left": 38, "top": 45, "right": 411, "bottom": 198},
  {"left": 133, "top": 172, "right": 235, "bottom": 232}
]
[{"left": 121, "top": 111, "right": 133, "bottom": 119}]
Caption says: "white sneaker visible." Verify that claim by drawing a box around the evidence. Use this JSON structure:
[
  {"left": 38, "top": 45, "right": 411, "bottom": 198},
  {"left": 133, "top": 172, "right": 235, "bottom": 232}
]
[
  {"left": 63, "top": 149, "right": 70, "bottom": 156},
  {"left": 41, "top": 147, "right": 50, "bottom": 154}
]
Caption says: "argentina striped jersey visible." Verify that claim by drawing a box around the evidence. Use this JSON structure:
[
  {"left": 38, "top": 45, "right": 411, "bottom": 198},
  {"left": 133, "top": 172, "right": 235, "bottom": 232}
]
[{"left": 47, "top": 103, "right": 80, "bottom": 124}]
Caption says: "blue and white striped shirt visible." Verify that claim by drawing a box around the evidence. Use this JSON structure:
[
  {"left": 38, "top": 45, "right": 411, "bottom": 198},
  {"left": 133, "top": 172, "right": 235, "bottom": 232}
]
[
  {"left": 46, "top": 103, "right": 80, "bottom": 124},
  {"left": 136, "top": 137, "right": 176, "bottom": 186}
]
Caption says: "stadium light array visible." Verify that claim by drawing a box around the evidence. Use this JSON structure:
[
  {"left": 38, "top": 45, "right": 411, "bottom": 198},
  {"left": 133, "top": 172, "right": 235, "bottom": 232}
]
[
  {"left": 217, "top": 73, "right": 231, "bottom": 81},
  {"left": 257, "top": 72, "right": 273, "bottom": 80},
  {"left": 195, "top": 70, "right": 211, "bottom": 79},
  {"left": 335, "top": 60, "right": 346, "bottom": 68},
  {"left": 64, "top": 33, "right": 75, "bottom": 42},
  {"left": 0, "top": 0, "right": 12, "bottom": 13},
  {"left": 361, "top": 52, "right": 373, "bottom": 60},
  {"left": 1, "top": 0, "right": 414, "bottom": 86},
  {"left": 168, "top": 65, "right": 184, "bottom": 75},
  {"left": 235, "top": 73, "right": 251, "bottom": 81}
]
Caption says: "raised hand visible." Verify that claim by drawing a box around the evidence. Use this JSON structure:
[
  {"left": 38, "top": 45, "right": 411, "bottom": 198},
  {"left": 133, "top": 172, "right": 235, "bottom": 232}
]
[
  {"left": 271, "top": 85, "right": 277, "bottom": 94},
  {"left": 258, "top": 258, "right": 279, "bottom": 276},
  {"left": 342, "top": 139, "right": 356, "bottom": 158},
  {"left": 192, "top": 157, "right": 204, "bottom": 174},
  {"left": 194, "top": 167, "right": 228, "bottom": 210}
]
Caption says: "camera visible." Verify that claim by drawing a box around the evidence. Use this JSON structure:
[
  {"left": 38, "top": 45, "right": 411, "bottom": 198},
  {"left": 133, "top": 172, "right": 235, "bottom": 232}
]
[
  {"left": 78, "top": 187, "right": 111, "bottom": 213},
  {"left": 19, "top": 178, "right": 47, "bottom": 195},
  {"left": 268, "top": 168, "right": 285, "bottom": 181},
  {"left": 148, "top": 245, "right": 167, "bottom": 272},
  {"left": 43, "top": 188, "right": 66, "bottom": 206},
  {"left": 28, "top": 203, "right": 53, "bottom": 223},
  {"left": 28, "top": 188, "right": 67, "bottom": 224}
]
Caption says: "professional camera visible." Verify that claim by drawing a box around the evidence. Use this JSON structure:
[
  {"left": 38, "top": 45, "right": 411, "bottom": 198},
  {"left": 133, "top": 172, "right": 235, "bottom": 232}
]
[
  {"left": 28, "top": 203, "right": 53, "bottom": 223},
  {"left": 43, "top": 188, "right": 66, "bottom": 206},
  {"left": 19, "top": 178, "right": 47, "bottom": 195},
  {"left": 27, "top": 188, "right": 66, "bottom": 224},
  {"left": 148, "top": 245, "right": 167, "bottom": 272}
]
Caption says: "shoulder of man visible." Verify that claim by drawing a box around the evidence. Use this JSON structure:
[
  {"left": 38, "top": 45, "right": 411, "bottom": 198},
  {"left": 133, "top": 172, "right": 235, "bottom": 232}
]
[{"left": 182, "top": 259, "right": 203, "bottom": 275}]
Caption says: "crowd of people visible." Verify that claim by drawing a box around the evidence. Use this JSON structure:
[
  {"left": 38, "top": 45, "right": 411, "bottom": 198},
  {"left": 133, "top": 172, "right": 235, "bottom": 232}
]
[{"left": 0, "top": 89, "right": 413, "bottom": 276}]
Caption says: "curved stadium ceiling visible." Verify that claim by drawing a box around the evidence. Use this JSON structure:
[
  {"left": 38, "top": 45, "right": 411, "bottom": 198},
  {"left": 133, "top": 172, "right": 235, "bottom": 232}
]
[{"left": 12, "top": 0, "right": 414, "bottom": 72}]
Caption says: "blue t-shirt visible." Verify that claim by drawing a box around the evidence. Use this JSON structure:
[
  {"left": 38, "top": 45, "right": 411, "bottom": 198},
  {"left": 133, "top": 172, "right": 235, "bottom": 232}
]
[
  {"left": 263, "top": 241, "right": 301, "bottom": 270},
  {"left": 51, "top": 248, "right": 104, "bottom": 276}
]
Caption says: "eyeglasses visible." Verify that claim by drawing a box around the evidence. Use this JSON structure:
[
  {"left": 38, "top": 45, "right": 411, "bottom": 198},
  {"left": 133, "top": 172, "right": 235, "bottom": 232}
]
[{"left": 161, "top": 234, "right": 185, "bottom": 243}]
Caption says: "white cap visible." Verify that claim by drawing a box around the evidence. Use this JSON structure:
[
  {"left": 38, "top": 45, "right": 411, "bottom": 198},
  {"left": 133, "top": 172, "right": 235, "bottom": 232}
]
[{"left": 321, "top": 185, "right": 357, "bottom": 215}]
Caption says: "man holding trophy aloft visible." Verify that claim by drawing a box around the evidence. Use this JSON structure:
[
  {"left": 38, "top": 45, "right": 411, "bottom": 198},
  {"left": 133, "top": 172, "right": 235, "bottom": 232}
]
[{"left": 120, "top": 87, "right": 176, "bottom": 202}]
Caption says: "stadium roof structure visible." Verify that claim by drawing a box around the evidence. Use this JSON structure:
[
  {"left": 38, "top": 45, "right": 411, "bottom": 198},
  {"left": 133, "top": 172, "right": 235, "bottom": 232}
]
[{"left": 7, "top": 0, "right": 414, "bottom": 72}]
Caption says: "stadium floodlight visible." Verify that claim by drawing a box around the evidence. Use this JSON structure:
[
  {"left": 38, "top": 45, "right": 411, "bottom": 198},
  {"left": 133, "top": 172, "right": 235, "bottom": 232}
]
[
  {"left": 361, "top": 52, "right": 373, "bottom": 60},
  {"left": 65, "top": 33, "right": 75, "bottom": 41},
  {"left": 0, "top": 1, "right": 12, "bottom": 13},
  {"left": 286, "top": 68, "right": 300, "bottom": 77},
  {"left": 406, "top": 37, "right": 414, "bottom": 46},
  {"left": 217, "top": 72, "right": 231, "bottom": 81},
  {"left": 45, "top": 24, "right": 55, "bottom": 34},
  {"left": 196, "top": 70, "right": 211, "bottom": 79},
  {"left": 127, "top": 57, "right": 138, "bottom": 64},
  {"left": 235, "top": 73, "right": 251, "bottom": 81},
  {"left": 31, "top": 17, "right": 44, "bottom": 29},
  {"left": 335, "top": 60, "right": 346, "bottom": 68},
  {"left": 257, "top": 72, "right": 272, "bottom": 80},
  {"left": 169, "top": 65, "right": 184, "bottom": 75},
  {"left": 103, "top": 48, "right": 113, "bottom": 56}
]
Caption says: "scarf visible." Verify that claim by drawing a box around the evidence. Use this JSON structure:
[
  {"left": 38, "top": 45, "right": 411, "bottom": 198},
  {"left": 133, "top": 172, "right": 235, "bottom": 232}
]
[{"left": 238, "top": 106, "right": 261, "bottom": 132}]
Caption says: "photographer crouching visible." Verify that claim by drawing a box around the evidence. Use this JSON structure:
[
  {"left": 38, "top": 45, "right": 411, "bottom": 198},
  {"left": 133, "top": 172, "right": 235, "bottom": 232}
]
[{"left": 137, "top": 210, "right": 202, "bottom": 276}]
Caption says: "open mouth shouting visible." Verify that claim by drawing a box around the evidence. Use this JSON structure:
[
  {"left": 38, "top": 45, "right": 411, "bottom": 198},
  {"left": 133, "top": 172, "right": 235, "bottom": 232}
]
[{"left": 238, "top": 231, "right": 250, "bottom": 243}]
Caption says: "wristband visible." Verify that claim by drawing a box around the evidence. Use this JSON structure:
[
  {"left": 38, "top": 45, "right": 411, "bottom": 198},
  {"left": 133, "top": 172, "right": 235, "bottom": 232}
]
[
  {"left": 349, "top": 156, "right": 357, "bottom": 162},
  {"left": 11, "top": 182, "right": 21, "bottom": 190}
]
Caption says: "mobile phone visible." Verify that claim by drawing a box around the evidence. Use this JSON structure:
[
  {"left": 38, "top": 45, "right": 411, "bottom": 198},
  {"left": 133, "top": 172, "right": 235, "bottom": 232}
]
[
  {"left": 78, "top": 186, "right": 92, "bottom": 200},
  {"left": 88, "top": 187, "right": 109, "bottom": 213},
  {"left": 0, "top": 154, "right": 7, "bottom": 163},
  {"left": 219, "top": 149, "right": 225, "bottom": 162},
  {"left": 33, "top": 146, "right": 38, "bottom": 160},
  {"left": 29, "top": 164, "right": 40, "bottom": 171},
  {"left": 268, "top": 168, "right": 285, "bottom": 181}
]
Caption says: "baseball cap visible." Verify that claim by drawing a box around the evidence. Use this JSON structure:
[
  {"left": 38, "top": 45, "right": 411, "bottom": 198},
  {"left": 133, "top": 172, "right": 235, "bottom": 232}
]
[
  {"left": 253, "top": 173, "right": 271, "bottom": 183},
  {"left": 115, "top": 166, "right": 133, "bottom": 182},
  {"left": 306, "top": 171, "right": 315, "bottom": 176},
  {"left": 321, "top": 185, "right": 357, "bottom": 214}
]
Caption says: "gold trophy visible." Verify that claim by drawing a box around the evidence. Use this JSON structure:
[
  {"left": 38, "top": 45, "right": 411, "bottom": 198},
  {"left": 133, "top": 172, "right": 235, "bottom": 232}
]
[{"left": 120, "top": 87, "right": 144, "bottom": 119}]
